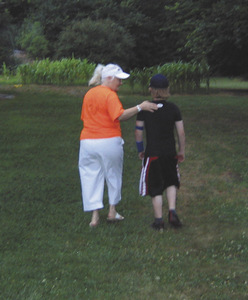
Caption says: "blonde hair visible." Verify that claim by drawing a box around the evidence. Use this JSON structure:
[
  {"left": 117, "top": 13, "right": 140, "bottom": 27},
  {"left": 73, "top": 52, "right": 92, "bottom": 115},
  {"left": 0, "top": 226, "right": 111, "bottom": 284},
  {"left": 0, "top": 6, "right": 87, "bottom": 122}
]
[
  {"left": 88, "top": 64, "right": 105, "bottom": 86},
  {"left": 150, "top": 87, "right": 170, "bottom": 99}
]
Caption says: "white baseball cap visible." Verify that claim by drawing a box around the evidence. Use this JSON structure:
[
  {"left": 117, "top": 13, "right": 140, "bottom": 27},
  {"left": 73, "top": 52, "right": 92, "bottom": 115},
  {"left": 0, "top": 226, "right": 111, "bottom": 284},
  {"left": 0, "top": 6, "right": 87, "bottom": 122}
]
[{"left": 102, "top": 64, "right": 130, "bottom": 80}]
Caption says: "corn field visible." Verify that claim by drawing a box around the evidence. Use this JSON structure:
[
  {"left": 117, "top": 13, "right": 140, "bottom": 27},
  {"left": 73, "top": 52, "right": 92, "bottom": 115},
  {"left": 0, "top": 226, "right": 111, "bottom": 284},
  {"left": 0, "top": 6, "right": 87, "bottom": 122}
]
[
  {"left": 17, "top": 58, "right": 96, "bottom": 85},
  {"left": 128, "top": 62, "right": 210, "bottom": 94},
  {"left": 157, "top": 61, "right": 210, "bottom": 93},
  {"left": 16, "top": 59, "right": 209, "bottom": 93}
]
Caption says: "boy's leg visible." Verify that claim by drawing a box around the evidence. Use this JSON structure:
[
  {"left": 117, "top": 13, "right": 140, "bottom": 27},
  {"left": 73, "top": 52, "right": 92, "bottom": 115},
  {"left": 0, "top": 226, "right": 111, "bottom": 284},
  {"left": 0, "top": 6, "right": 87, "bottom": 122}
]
[
  {"left": 166, "top": 185, "right": 182, "bottom": 227},
  {"left": 166, "top": 186, "right": 177, "bottom": 210},
  {"left": 151, "top": 195, "right": 164, "bottom": 231},
  {"left": 152, "top": 195, "right": 163, "bottom": 218}
]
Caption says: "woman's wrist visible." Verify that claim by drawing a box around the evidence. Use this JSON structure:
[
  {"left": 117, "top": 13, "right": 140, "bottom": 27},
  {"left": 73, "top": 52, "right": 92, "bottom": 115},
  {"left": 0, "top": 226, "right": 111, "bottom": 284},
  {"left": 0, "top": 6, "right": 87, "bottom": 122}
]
[{"left": 136, "top": 105, "right": 142, "bottom": 112}]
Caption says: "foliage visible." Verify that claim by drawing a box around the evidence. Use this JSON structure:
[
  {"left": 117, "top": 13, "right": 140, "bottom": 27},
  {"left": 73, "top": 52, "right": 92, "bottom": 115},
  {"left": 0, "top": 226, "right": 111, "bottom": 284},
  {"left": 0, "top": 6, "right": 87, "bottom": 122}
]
[
  {"left": 16, "top": 59, "right": 210, "bottom": 93},
  {"left": 18, "top": 21, "right": 49, "bottom": 59},
  {"left": 17, "top": 58, "right": 96, "bottom": 85},
  {"left": 164, "top": 0, "right": 248, "bottom": 76},
  {"left": 128, "top": 62, "right": 210, "bottom": 94},
  {"left": 0, "top": 7, "right": 14, "bottom": 67},
  {"left": 56, "top": 18, "right": 135, "bottom": 68},
  {"left": 2, "top": 62, "right": 11, "bottom": 78},
  {"left": 17, "top": 59, "right": 210, "bottom": 93},
  {"left": 108, "top": 0, "right": 176, "bottom": 68},
  {"left": 130, "top": 67, "right": 154, "bottom": 94},
  {"left": 157, "top": 61, "right": 210, "bottom": 93},
  {"left": 26, "top": 0, "right": 100, "bottom": 42},
  {"left": 0, "top": 85, "right": 247, "bottom": 299},
  {"left": 1, "top": 0, "right": 248, "bottom": 75}
]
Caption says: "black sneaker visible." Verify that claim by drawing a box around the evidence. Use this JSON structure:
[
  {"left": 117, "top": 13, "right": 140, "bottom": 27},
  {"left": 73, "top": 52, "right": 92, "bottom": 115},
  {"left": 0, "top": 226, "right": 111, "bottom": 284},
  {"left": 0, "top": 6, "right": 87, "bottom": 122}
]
[
  {"left": 168, "top": 211, "right": 182, "bottom": 228},
  {"left": 151, "top": 221, "right": 165, "bottom": 232}
]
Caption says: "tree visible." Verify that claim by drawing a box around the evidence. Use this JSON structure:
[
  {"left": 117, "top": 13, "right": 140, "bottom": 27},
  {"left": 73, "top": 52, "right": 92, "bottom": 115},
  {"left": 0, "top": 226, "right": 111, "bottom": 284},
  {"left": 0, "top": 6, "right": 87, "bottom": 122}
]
[
  {"left": 56, "top": 18, "right": 135, "bottom": 68},
  {"left": 164, "top": 0, "right": 248, "bottom": 76},
  {"left": 0, "top": 5, "right": 14, "bottom": 67},
  {"left": 25, "top": 0, "right": 100, "bottom": 52},
  {"left": 18, "top": 21, "right": 49, "bottom": 59},
  {"left": 115, "top": 0, "right": 178, "bottom": 68},
  {"left": 1, "top": 0, "right": 248, "bottom": 75}
]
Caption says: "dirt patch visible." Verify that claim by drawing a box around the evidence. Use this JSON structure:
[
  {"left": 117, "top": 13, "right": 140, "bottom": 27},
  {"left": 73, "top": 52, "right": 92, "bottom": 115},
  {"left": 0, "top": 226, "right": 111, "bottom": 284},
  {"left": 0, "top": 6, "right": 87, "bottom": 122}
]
[
  {"left": 209, "top": 88, "right": 248, "bottom": 97},
  {"left": 0, "top": 84, "right": 89, "bottom": 98},
  {"left": 1, "top": 83, "right": 248, "bottom": 98},
  {"left": 0, "top": 94, "right": 15, "bottom": 99}
]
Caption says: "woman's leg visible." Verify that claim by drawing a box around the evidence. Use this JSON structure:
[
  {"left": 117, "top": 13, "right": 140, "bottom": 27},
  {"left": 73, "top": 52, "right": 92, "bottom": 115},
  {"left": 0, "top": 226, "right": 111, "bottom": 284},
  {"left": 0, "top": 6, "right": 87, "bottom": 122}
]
[
  {"left": 79, "top": 140, "right": 105, "bottom": 211},
  {"left": 89, "top": 209, "right": 100, "bottom": 227},
  {"left": 100, "top": 138, "right": 124, "bottom": 219}
]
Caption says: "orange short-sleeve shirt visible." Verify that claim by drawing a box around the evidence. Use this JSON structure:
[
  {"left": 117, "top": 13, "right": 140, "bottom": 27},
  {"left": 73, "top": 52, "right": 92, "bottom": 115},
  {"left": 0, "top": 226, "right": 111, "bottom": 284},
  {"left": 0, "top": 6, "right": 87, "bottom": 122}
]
[{"left": 80, "top": 85, "right": 125, "bottom": 140}]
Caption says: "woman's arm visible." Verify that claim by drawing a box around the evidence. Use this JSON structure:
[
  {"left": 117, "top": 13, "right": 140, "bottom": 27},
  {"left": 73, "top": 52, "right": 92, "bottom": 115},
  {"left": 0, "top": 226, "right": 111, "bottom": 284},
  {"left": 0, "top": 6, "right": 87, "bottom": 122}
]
[{"left": 118, "top": 101, "right": 157, "bottom": 121}]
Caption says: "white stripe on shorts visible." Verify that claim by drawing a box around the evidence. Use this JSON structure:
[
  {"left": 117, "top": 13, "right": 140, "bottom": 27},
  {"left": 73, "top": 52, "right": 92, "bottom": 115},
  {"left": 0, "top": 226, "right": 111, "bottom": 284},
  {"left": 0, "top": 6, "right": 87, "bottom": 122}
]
[{"left": 139, "top": 158, "right": 150, "bottom": 196}]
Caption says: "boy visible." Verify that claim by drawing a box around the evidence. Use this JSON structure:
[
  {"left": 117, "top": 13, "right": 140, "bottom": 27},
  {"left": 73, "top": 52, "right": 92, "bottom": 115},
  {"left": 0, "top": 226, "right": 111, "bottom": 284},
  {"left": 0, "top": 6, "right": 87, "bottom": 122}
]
[{"left": 135, "top": 74, "right": 185, "bottom": 231}]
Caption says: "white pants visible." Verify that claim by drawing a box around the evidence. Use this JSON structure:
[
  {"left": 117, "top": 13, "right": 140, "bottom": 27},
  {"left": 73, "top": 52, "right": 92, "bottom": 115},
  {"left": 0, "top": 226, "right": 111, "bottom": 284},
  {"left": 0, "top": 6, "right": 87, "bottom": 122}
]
[{"left": 78, "top": 137, "right": 124, "bottom": 211}]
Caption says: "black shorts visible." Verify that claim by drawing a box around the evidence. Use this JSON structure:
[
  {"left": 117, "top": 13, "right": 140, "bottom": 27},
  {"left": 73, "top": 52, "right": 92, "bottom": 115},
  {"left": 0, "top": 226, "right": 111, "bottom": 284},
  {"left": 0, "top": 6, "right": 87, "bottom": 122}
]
[{"left": 139, "top": 155, "right": 180, "bottom": 197}]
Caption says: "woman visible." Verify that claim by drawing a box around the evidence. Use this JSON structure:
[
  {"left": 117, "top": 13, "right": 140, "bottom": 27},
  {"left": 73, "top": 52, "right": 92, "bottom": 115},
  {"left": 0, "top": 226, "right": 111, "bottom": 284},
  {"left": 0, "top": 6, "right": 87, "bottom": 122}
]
[{"left": 79, "top": 63, "right": 157, "bottom": 227}]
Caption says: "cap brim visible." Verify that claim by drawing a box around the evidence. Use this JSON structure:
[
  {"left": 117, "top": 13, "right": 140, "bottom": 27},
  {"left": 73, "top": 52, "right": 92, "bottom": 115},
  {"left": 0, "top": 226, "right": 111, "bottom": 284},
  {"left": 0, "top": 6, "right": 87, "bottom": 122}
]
[{"left": 115, "top": 72, "right": 130, "bottom": 79}]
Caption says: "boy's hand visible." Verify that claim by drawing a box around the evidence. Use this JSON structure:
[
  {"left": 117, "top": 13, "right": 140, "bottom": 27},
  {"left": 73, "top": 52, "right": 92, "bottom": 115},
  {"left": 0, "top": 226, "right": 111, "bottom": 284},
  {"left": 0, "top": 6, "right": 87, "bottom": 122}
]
[
  {"left": 175, "top": 154, "right": 185, "bottom": 163},
  {"left": 138, "top": 152, "right": 145, "bottom": 160}
]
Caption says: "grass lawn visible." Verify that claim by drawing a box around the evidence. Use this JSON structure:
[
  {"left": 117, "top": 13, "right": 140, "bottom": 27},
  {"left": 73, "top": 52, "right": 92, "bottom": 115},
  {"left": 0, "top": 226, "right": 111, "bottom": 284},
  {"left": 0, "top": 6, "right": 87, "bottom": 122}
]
[
  {"left": 200, "top": 77, "right": 248, "bottom": 93},
  {"left": 0, "top": 83, "right": 247, "bottom": 299},
  {"left": 208, "top": 77, "right": 248, "bottom": 90}
]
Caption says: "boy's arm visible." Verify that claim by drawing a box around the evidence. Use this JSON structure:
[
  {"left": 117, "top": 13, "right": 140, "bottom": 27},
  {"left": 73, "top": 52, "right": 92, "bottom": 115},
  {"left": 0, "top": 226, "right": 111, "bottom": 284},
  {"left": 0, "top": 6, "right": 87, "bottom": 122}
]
[
  {"left": 175, "top": 120, "right": 185, "bottom": 162},
  {"left": 135, "top": 120, "right": 145, "bottom": 160}
]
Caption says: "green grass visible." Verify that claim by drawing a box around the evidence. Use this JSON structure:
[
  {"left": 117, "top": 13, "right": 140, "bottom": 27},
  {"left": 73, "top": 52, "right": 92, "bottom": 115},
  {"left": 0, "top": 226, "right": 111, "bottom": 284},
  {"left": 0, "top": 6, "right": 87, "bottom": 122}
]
[
  {"left": 0, "top": 84, "right": 248, "bottom": 299},
  {"left": 0, "top": 75, "right": 22, "bottom": 85},
  {"left": 202, "top": 77, "right": 248, "bottom": 90}
]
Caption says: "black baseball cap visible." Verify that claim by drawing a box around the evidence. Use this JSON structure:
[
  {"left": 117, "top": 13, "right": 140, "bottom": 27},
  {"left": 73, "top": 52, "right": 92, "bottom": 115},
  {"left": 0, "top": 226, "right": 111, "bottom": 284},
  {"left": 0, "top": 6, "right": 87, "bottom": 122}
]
[{"left": 149, "top": 74, "right": 169, "bottom": 89}]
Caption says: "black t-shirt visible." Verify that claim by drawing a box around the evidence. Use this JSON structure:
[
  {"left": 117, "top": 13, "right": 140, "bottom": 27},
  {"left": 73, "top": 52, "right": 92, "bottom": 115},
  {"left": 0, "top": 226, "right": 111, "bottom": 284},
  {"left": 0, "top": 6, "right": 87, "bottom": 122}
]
[{"left": 136, "top": 100, "right": 182, "bottom": 156}]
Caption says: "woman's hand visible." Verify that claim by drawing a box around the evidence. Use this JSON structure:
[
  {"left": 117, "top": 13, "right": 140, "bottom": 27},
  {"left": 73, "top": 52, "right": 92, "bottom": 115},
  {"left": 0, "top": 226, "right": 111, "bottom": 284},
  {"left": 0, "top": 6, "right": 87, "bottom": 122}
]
[
  {"left": 140, "top": 101, "right": 158, "bottom": 112},
  {"left": 119, "top": 101, "right": 157, "bottom": 121}
]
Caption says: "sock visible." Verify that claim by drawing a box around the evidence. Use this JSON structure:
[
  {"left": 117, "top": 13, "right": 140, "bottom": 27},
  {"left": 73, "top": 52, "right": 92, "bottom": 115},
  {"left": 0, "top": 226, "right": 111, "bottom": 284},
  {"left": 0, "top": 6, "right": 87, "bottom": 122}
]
[{"left": 155, "top": 217, "right": 163, "bottom": 224}]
